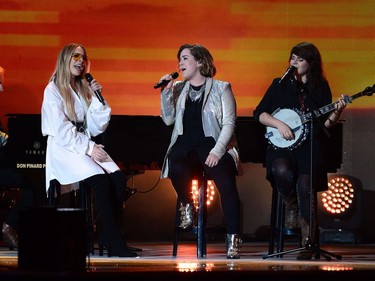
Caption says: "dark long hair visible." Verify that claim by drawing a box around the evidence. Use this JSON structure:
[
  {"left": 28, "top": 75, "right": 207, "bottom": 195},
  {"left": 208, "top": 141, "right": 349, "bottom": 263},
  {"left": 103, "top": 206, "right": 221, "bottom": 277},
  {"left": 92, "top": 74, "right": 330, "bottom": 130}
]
[{"left": 290, "top": 42, "right": 327, "bottom": 94}]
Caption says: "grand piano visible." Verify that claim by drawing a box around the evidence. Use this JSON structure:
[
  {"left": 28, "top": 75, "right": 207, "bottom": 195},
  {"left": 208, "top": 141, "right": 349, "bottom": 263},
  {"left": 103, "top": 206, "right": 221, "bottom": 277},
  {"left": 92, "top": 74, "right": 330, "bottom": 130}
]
[{"left": 4, "top": 114, "right": 343, "bottom": 187}]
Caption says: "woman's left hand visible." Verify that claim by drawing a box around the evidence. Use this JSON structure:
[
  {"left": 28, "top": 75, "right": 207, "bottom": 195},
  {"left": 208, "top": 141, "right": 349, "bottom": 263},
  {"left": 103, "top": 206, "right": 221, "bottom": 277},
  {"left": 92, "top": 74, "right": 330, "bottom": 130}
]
[
  {"left": 335, "top": 95, "right": 347, "bottom": 113},
  {"left": 91, "top": 144, "right": 108, "bottom": 162},
  {"left": 205, "top": 153, "right": 219, "bottom": 168}
]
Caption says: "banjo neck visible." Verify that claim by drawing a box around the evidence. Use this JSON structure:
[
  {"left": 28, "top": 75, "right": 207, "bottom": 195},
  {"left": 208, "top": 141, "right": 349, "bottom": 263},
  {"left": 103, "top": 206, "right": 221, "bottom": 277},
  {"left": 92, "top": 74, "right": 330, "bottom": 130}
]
[
  {"left": 301, "top": 86, "right": 374, "bottom": 124},
  {"left": 265, "top": 84, "right": 374, "bottom": 150}
]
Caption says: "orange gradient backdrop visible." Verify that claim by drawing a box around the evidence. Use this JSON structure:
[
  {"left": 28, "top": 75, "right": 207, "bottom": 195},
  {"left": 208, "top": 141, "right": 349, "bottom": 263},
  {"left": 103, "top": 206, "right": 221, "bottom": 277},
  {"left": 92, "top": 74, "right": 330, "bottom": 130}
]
[{"left": 0, "top": 0, "right": 374, "bottom": 126}]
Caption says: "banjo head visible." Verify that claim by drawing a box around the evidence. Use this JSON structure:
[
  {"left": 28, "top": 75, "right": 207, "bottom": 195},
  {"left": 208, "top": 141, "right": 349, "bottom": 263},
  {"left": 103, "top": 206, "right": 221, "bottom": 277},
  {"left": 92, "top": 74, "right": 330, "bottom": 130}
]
[{"left": 266, "top": 108, "right": 309, "bottom": 150}]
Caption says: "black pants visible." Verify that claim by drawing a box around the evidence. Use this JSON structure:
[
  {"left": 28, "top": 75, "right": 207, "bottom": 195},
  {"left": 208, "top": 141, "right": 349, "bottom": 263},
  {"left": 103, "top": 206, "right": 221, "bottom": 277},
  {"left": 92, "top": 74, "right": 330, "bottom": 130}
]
[
  {"left": 168, "top": 142, "right": 240, "bottom": 234},
  {"left": 270, "top": 158, "right": 316, "bottom": 224}
]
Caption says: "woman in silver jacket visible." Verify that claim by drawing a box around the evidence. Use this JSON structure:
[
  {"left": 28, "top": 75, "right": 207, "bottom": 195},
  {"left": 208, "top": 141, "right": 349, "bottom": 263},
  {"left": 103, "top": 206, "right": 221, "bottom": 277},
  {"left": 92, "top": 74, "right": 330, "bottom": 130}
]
[{"left": 158, "top": 44, "right": 242, "bottom": 259}]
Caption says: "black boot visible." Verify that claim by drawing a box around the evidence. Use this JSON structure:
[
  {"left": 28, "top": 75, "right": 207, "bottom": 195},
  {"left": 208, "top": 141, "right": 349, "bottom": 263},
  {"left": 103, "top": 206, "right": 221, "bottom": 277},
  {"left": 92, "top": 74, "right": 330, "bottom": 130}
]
[
  {"left": 86, "top": 174, "right": 138, "bottom": 258},
  {"left": 109, "top": 170, "right": 137, "bottom": 204},
  {"left": 281, "top": 193, "right": 298, "bottom": 230},
  {"left": 112, "top": 198, "right": 143, "bottom": 253},
  {"left": 296, "top": 216, "right": 314, "bottom": 260},
  {"left": 98, "top": 230, "right": 138, "bottom": 257}
]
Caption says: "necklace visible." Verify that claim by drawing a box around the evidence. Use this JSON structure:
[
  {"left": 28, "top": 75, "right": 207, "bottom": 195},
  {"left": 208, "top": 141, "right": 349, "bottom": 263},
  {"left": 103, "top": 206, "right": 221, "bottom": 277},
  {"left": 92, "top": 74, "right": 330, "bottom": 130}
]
[{"left": 189, "top": 83, "right": 205, "bottom": 102}]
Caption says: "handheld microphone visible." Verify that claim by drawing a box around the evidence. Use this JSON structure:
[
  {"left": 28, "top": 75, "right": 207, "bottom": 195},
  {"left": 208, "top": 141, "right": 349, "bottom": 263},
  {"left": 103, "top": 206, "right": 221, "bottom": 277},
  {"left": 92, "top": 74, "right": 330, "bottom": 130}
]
[
  {"left": 279, "top": 66, "right": 296, "bottom": 84},
  {"left": 154, "top": 72, "right": 179, "bottom": 89},
  {"left": 85, "top": 73, "right": 105, "bottom": 105}
]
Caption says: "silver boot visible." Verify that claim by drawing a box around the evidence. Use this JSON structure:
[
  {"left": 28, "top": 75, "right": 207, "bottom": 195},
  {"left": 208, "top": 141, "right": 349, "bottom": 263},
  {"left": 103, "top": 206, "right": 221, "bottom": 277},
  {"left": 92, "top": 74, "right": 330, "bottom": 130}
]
[
  {"left": 2, "top": 223, "right": 18, "bottom": 249},
  {"left": 226, "top": 233, "right": 242, "bottom": 259},
  {"left": 178, "top": 202, "right": 195, "bottom": 229}
]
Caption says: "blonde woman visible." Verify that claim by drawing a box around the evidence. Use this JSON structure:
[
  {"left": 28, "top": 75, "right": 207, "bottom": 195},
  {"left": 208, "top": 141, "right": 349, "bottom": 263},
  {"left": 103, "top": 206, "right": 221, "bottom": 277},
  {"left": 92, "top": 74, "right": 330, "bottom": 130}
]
[{"left": 41, "top": 43, "right": 137, "bottom": 257}]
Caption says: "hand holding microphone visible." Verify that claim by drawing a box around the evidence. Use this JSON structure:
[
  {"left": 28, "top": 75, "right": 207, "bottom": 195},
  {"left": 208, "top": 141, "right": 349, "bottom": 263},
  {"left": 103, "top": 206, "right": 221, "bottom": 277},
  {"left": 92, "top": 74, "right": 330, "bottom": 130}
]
[
  {"left": 85, "top": 73, "right": 105, "bottom": 105},
  {"left": 154, "top": 72, "right": 179, "bottom": 89}
]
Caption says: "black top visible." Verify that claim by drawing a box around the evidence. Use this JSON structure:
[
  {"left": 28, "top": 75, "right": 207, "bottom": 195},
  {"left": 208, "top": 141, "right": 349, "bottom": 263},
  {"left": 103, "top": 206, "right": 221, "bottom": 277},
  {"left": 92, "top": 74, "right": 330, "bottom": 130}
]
[
  {"left": 253, "top": 77, "right": 333, "bottom": 191},
  {"left": 180, "top": 94, "right": 205, "bottom": 146},
  {"left": 178, "top": 84, "right": 216, "bottom": 152}
]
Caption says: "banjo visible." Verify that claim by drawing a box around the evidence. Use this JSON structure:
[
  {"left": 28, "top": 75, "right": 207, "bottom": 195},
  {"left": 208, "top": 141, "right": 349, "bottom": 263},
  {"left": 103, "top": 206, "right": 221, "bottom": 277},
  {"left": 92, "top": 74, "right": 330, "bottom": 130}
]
[{"left": 265, "top": 84, "right": 375, "bottom": 150}]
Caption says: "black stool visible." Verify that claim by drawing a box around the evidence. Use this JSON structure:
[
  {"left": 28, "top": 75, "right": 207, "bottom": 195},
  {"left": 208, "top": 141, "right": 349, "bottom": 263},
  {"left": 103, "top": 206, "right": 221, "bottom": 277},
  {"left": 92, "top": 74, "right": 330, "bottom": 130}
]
[
  {"left": 47, "top": 180, "right": 94, "bottom": 255},
  {"left": 173, "top": 171, "right": 208, "bottom": 258},
  {"left": 267, "top": 187, "right": 300, "bottom": 257}
]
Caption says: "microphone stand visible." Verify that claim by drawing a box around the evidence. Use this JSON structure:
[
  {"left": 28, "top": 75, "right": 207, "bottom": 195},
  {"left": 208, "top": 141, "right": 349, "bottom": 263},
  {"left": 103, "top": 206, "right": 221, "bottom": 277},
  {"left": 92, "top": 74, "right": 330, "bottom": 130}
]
[{"left": 263, "top": 116, "right": 342, "bottom": 260}]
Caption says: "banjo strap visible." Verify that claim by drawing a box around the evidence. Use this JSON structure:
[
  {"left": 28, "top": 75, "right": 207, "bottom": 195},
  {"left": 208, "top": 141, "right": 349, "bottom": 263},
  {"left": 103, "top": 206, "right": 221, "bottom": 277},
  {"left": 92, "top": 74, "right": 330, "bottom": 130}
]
[
  {"left": 298, "top": 94, "right": 305, "bottom": 112},
  {"left": 297, "top": 85, "right": 305, "bottom": 112}
]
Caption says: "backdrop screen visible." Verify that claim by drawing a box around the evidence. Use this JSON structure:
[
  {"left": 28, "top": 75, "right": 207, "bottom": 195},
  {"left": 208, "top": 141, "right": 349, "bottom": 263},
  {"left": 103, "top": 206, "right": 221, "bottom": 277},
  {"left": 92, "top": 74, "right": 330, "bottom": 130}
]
[{"left": 0, "top": 0, "right": 374, "bottom": 122}]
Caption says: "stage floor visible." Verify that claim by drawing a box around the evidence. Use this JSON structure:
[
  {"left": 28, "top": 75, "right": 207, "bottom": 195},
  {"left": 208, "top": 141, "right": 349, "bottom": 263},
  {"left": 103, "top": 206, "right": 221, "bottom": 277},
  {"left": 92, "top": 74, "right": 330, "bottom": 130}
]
[{"left": 1, "top": 241, "right": 375, "bottom": 280}]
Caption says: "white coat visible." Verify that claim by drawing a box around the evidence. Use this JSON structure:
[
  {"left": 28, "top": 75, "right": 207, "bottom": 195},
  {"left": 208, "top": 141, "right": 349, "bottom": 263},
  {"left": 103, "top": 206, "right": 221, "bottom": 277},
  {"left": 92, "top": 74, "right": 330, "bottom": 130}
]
[{"left": 41, "top": 81, "right": 119, "bottom": 192}]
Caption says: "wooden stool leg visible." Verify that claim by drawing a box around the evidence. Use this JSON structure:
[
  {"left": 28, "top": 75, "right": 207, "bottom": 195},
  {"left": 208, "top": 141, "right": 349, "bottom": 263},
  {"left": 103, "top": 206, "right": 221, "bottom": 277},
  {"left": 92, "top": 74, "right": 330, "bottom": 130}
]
[
  {"left": 197, "top": 172, "right": 207, "bottom": 258},
  {"left": 79, "top": 182, "right": 94, "bottom": 255},
  {"left": 268, "top": 188, "right": 278, "bottom": 255},
  {"left": 268, "top": 188, "right": 286, "bottom": 257},
  {"left": 172, "top": 200, "right": 180, "bottom": 257},
  {"left": 277, "top": 193, "right": 285, "bottom": 255}
]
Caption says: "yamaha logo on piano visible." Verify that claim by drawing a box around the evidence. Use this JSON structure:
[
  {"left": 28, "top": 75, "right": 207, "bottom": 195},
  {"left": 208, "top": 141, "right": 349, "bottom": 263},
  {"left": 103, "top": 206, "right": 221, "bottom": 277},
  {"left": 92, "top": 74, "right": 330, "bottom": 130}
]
[
  {"left": 25, "top": 141, "right": 45, "bottom": 156},
  {"left": 16, "top": 141, "right": 46, "bottom": 169}
]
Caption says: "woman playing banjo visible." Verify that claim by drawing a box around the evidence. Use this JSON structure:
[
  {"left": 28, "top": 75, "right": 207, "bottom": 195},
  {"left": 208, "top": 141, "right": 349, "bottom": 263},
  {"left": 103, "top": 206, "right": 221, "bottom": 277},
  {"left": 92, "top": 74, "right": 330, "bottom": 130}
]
[{"left": 253, "top": 42, "right": 346, "bottom": 260}]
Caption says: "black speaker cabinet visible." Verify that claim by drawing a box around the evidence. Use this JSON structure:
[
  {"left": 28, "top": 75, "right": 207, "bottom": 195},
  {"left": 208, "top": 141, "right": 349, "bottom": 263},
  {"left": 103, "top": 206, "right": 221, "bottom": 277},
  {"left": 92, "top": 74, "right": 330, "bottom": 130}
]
[{"left": 18, "top": 207, "right": 86, "bottom": 271}]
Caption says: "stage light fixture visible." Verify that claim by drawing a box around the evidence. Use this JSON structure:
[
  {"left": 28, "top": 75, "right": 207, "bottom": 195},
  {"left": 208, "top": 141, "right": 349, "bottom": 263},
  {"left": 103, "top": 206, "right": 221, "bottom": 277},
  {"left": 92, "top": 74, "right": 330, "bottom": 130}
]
[
  {"left": 320, "top": 176, "right": 356, "bottom": 216},
  {"left": 318, "top": 174, "right": 363, "bottom": 243},
  {"left": 191, "top": 179, "right": 216, "bottom": 209}
]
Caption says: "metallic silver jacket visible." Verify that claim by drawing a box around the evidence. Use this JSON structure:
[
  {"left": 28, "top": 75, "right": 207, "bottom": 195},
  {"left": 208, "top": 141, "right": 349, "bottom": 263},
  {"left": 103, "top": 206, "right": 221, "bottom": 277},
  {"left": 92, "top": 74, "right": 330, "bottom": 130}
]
[{"left": 160, "top": 77, "right": 241, "bottom": 178}]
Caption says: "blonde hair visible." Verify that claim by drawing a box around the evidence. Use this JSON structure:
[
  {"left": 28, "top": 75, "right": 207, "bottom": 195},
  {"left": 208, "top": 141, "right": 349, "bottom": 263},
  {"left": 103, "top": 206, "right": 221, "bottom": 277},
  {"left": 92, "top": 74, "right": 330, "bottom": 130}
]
[{"left": 49, "top": 43, "right": 91, "bottom": 122}]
